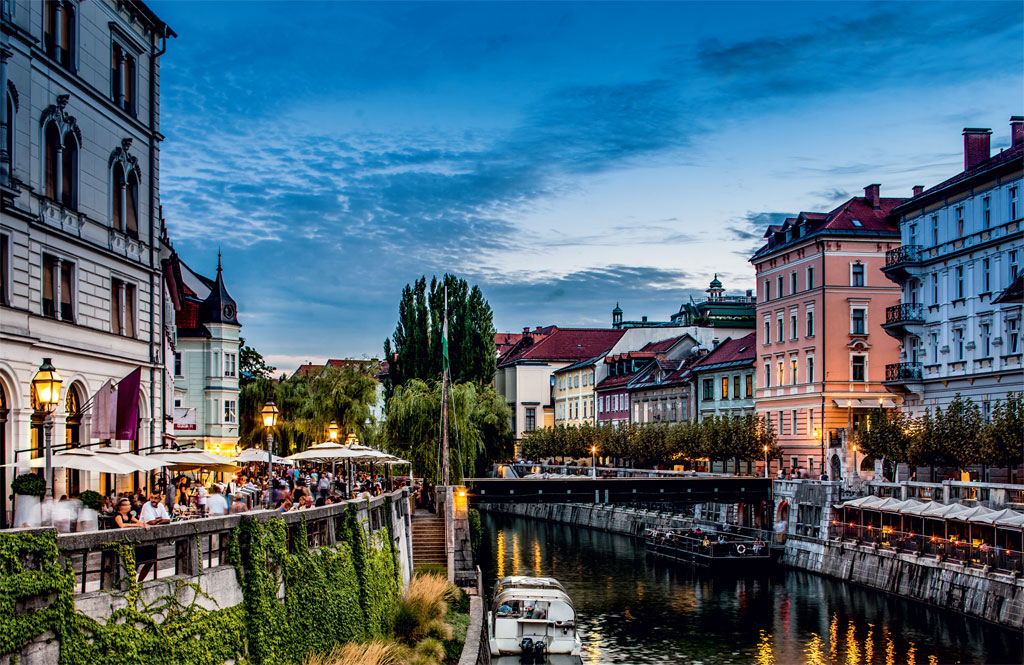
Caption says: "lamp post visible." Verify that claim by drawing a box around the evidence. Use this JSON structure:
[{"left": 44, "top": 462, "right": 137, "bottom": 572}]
[
  {"left": 261, "top": 401, "right": 279, "bottom": 503},
  {"left": 763, "top": 444, "right": 769, "bottom": 478},
  {"left": 328, "top": 420, "right": 339, "bottom": 486},
  {"left": 32, "top": 358, "right": 63, "bottom": 499},
  {"left": 591, "top": 445, "right": 597, "bottom": 479},
  {"left": 852, "top": 443, "right": 858, "bottom": 488}
]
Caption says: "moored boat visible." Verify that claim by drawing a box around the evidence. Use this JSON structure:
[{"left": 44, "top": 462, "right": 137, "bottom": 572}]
[
  {"left": 488, "top": 576, "right": 582, "bottom": 659},
  {"left": 643, "top": 527, "right": 773, "bottom": 568}
]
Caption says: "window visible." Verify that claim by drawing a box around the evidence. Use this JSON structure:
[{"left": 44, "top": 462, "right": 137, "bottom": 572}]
[
  {"left": 777, "top": 275, "right": 784, "bottom": 298},
  {"left": 983, "top": 258, "right": 991, "bottom": 293},
  {"left": 224, "top": 353, "right": 237, "bottom": 377},
  {"left": 1010, "top": 250, "right": 1019, "bottom": 281},
  {"left": 931, "top": 215, "right": 939, "bottom": 245},
  {"left": 908, "top": 223, "right": 918, "bottom": 247},
  {"left": 955, "top": 266, "right": 964, "bottom": 299},
  {"left": 982, "top": 196, "right": 991, "bottom": 229},
  {"left": 42, "top": 254, "right": 73, "bottom": 321},
  {"left": 110, "top": 42, "right": 137, "bottom": 115},
  {"left": 930, "top": 332, "right": 939, "bottom": 363},
  {"left": 807, "top": 266, "right": 814, "bottom": 290},
  {"left": 954, "top": 328, "right": 964, "bottom": 360},
  {"left": 1011, "top": 186, "right": 1019, "bottom": 221},
  {"left": 1, "top": 88, "right": 12, "bottom": 183},
  {"left": 112, "top": 162, "right": 139, "bottom": 238},
  {"left": 776, "top": 316, "right": 783, "bottom": 343},
  {"left": 851, "top": 355, "right": 866, "bottom": 382},
  {"left": 777, "top": 360, "right": 784, "bottom": 387},
  {"left": 763, "top": 280, "right": 770, "bottom": 302},
  {"left": 1009, "top": 319, "right": 1020, "bottom": 354},
  {"left": 721, "top": 377, "right": 729, "bottom": 400},
  {"left": 792, "top": 410, "right": 799, "bottom": 435},
  {"left": 763, "top": 319, "right": 771, "bottom": 345},
  {"left": 932, "top": 273, "right": 939, "bottom": 304},
  {"left": 981, "top": 322, "right": 991, "bottom": 357},
  {"left": 733, "top": 375, "right": 740, "bottom": 400},
  {"left": 764, "top": 362, "right": 771, "bottom": 389},
  {"left": 223, "top": 399, "right": 237, "bottom": 424},
  {"left": 790, "top": 272, "right": 797, "bottom": 294},
  {"left": 790, "top": 312, "right": 797, "bottom": 340},
  {"left": 955, "top": 206, "right": 964, "bottom": 237},
  {"left": 851, "top": 263, "right": 865, "bottom": 287},
  {"left": 524, "top": 407, "right": 536, "bottom": 432},
  {"left": 807, "top": 356, "right": 815, "bottom": 383},
  {"left": 0, "top": 233, "right": 7, "bottom": 306},
  {"left": 806, "top": 309, "right": 815, "bottom": 337},
  {"left": 44, "top": 121, "right": 77, "bottom": 209},
  {"left": 43, "top": 0, "right": 76, "bottom": 70},
  {"left": 745, "top": 374, "right": 753, "bottom": 397},
  {"left": 778, "top": 411, "right": 784, "bottom": 435},
  {"left": 790, "top": 357, "right": 798, "bottom": 385},
  {"left": 109, "top": 278, "right": 136, "bottom": 337},
  {"left": 702, "top": 379, "right": 714, "bottom": 401},
  {"left": 851, "top": 308, "right": 866, "bottom": 335},
  {"left": 174, "top": 352, "right": 182, "bottom": 377},
  {"left": 582, "top": 372, "right": 587, "bottom": 387}
]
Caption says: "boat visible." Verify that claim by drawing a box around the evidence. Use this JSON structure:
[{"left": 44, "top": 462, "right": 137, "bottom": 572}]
[
  {"left": 643, "top": 527, "right": 773, "bottom": 569},
  {"left": 488, "top": 576, "right": 582, "bottom": 659}
]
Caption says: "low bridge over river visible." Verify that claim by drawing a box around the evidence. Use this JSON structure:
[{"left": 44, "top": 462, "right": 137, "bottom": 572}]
[{"left": 463, "top": 475, "right": 773, "bottom": 506}]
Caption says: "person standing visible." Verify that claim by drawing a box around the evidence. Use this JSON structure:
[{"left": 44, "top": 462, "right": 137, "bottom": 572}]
[
  {"left": 208, "top": 485, "right": 229, "bottom": 517},
  {"left": 196, "top": 483, "right": 208, "bottom": 517}
]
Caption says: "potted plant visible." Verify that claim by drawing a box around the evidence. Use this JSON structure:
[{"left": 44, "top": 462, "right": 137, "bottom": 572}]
[{"left": 11, "top": 473, "right": 46, "bottom": 527}]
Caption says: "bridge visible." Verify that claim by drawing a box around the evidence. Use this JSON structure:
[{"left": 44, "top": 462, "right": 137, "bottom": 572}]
[{"left": 463, "top": 475, "right": 773, "bottom": 506}]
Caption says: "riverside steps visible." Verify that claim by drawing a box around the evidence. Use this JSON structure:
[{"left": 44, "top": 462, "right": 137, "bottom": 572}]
[
  {"left": 478, "top": 478, "right": 1024, "bottom": 630},
  {"left": 0, "top": 489, "right": 414, "bottom": 665}
]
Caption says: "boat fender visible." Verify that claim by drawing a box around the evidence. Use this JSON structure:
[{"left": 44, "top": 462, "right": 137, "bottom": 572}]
[{"left": 736, "top": 544, "right": 746, "bottom": 555}]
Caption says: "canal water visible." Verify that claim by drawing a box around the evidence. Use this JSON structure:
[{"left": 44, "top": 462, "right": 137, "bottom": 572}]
[{"left": 480, "top": 512, "right": 1023, "bottom": 665}]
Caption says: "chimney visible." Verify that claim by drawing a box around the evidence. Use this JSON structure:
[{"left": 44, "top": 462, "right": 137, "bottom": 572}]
[
  {"left": 1011, "top": 116, "right": 1024, "bottom": 147},
  {"left": 864, "top": 184, "right": 881, "bottom": 209},
  {"left": 535, "top": 326, "right": 542, "bottom": 332},
  {"left": 912, "top": 185, "right": 924, "bottom": 197},
  {"left": 712, "top": 338, "right": 720, "bottom": 349},
  {"left": 962, "top": 128, "right": 992, "bottom": 171},
  {"left": 641, "top": 315, "right": 648, "bottom": 323}
]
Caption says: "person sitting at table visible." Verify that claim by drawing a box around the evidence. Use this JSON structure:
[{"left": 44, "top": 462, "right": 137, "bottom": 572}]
[
  {"left": 139, "top": 493, "right": 171, "bottom": 526},
  {"left": 114, "top": 498, "right": 153, "bottom": 581}
]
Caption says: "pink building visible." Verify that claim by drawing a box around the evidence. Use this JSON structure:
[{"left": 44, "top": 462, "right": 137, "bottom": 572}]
[{"left": 750, "top": 185, "right": 905, "bottom": 480}]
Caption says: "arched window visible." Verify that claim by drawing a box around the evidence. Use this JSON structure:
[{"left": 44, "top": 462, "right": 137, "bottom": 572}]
[
  {"left": 1, "top": 88, "right": 13, "bottom": 182},
  {"left": 112, "top": 162, "right": 124, "bottom": 231},
  {"left": 44, "top": 122, "right": 60, "bottom": 200},
  {"left": 109, "top": 139, "right": 140, "bottom": 236},
  {"left": 61, "top": 131, "right": 77, "bottom": 209},
  {"left": 65, "top": 384, "right": 81, "bottom": 495}
]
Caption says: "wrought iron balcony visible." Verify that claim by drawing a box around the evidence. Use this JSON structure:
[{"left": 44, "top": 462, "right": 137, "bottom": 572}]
[
  {"left": 885, "top": 362, "right": 923, "bottom": 383},
  {"left": 885, "top": 303, "right": 924, "bottom": 325},
  {"left": 885, "top": 245, "right": 922, "bottom": 268}
]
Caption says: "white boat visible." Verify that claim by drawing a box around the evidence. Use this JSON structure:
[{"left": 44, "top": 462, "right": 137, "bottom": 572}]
[{"left": 487, "top": 576, "right": 582, "bottom": 658}]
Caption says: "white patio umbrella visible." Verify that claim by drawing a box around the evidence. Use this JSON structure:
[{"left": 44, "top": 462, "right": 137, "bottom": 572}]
[
  {"left": 148, "top": 447, "right": 239, "bottom": 473},
  {"left": 233, "top": 447, "right": 293, "bottom": 465},
  {"left": 286, "top": 441, "right": 378, "bottom": 462},
  {"left": 93, "top": 445, "right": 172, "bottom": 472},
  {"left": 28, "top": 448, "right": 138, "bottom": 475}
]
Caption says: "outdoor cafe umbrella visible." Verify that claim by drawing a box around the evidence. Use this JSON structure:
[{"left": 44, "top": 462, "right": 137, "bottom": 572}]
[
  {"left": 28, "top": 448, "right": 138, "bottom": 475},
  {"left": 93, "top": 445, "right": 172, "bottom": 472},
  {"left": 148, "top": 447, "right": 239, "bottom": 473},
  {"left": 233, "top": 447, "right": 293, "bottom": 465}
]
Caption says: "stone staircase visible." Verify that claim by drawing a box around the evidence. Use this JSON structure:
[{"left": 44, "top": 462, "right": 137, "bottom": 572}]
[{"left": 411, "top": 510, "right": 447, "bottom": 569}]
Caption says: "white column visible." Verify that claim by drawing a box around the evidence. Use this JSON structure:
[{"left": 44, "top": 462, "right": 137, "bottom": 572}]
[
  {"left": 117, "top": 280, "right": 126, "bottom": 335},
  {"left": 114, "top": 52, "right": 125, "bottom": 108},
  {"left": 54, "top": 142, "right": 64, "bottom": 204},
  {"left": 117, "top": 180, "right": 126, "bottom": 232},
  {"left": 51, "top": 2, "right": 63, "bottom": 60},
  {"left": 53, "top": 257, "right": 63, "bottom": 321}
]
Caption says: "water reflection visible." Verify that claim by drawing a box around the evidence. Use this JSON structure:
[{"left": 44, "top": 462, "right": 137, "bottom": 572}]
[{"left": 481, "top": 512, "right": 1022, "bottom": 664}]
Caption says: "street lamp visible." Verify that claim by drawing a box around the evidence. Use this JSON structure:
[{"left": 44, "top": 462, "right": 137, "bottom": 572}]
[
  {"left": 763, "top": 444, "right": 769, "bottom": 479},
  {"left": 591, "top": 445, "right": 597, "bottom": 479},
  {"left": 261, "top": 401, "right": 279, "bottom": 495},
  {"left": 328, "top": 420, "right": 339, "bottom": 441},
  {"left": 32, "top": 358, "right": 63, "bottom": 498}
]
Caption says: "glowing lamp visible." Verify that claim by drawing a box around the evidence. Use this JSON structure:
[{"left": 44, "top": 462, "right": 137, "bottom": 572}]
[
  {"left": 328, "top": 419, "right": 339, "bottom": 441},
  {"left": 458, "top": 490, "right": 466, "bottom": 497},
  {"left": 261, "top": 401, "right": 279, "bottom": 428},
  {"left": 32, "top": 358, "right": 63, "bottom": 412}
]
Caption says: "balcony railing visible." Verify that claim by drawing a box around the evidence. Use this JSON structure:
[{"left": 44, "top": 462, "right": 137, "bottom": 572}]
[
  {"left": 885, "top": 303, "right": 924, "bottom": 325},
  {"left": 885, "top": 245, "right": 922, "bottom": 267},
  {"left": 885, "top": 362, "right": 923, "bottom": 382}
]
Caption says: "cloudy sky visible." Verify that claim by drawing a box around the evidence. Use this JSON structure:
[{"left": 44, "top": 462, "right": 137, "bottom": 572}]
[{"left": 149, "top": 1, "right": 1022, "bottom": 372}]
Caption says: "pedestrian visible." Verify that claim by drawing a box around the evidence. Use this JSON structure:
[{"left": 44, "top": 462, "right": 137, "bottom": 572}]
[
  {"left": 208, "top": 485, "right": 229, "bottom": 517},
  {"left": 230, "top": 493, "right": 248, "bottom": 514},
  {"left": 196, "top": 483, "right": 208, "bottom": 517},
  {"left": 318, "top": 473, "right": 330, "bottom": 501}
]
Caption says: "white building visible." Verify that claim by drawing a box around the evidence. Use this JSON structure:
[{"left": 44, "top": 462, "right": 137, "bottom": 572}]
[
  {"left": 0, "top": 0, "right": 174, "bottom": 524},
  {"left": 882, "top": 119, "right": 1024, "bottom": 416},
  {"left": 164, "top": 251, "right": 241, "bottom": 457}
]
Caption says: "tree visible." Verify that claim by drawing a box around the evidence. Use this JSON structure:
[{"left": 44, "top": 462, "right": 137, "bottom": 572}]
[
  {"left": 857, "top": 408, "right": 914, "bottom": 480},
  {"left": 936, "top": 394, "right": 983, "bottom": 472},
  {"left": 980, "top": 392, "right": 1024, "bottom": 473},
  {"left": 383, "top": 274, "right": 497, "bottom": 397},
  {"left": 238, "top": 338, "right": 276, "bottom": 388}
]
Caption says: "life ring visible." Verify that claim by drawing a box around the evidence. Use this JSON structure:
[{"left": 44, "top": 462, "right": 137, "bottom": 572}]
[{"left": 735, "top": 544, "right": 747, "bottom": 555}]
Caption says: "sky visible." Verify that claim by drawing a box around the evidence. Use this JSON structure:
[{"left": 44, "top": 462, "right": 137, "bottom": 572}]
[{"left": 148, "top": 1, "right": 1023, "bottom": 372}]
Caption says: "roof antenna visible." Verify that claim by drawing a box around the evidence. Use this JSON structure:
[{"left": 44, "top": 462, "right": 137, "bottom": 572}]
[{"left": 217, "top": 248, "right": 222, "bottom": 273}]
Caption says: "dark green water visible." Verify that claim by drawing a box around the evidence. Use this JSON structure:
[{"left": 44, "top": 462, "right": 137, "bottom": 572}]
[{"left": 480, "top": 512, "right": 1023, "bottom": 665}]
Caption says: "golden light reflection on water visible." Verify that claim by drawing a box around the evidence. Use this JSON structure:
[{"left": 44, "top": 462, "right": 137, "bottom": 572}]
[
  {"left": 495, "top": 529, "right": 505, "bottom": 579},
  {"left": 864, "top": 623, "right": 874, "bottom": 663},
  {"left": 884, "top": 626, "right": 895, "bottom": 665},
  {"left": 755, "top": 629, "right": 774, "bottom": 665},
  {"left": 907, "top": 640, "right": 917, "bottom": 665},
  {"left": 532, "top": 540, "right": 541, "bottom": 573},
  {"left": 511, "top": 532, "right": 520, "bottom": 576},
  {"left": 803, "top": 633, "right": 826, "bottom": 665},
  {"left": 845, "top": 621, "right": 859, "bottom": 665},
  {"left": 927, "top": 656, "right": 939, "bottom": 665},
  {"left": 829, "top": 615, "right": 838, "bottom": 663}
]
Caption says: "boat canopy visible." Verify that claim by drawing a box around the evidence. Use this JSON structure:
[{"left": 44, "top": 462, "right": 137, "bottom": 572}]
[
  {"left": 494, "top": 576, "right": 566, "bottom": 595},
  {"left": 491, "top": 587, "right": 576, "bottom": 621}
]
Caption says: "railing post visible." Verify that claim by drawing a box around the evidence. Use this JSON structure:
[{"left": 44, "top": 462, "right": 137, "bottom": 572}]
[{"left": 175, "top": 535, "right": 199, "bottom": 577}]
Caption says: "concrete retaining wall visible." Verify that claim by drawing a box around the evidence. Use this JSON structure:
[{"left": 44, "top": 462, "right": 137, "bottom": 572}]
[{"left": 458, "top": 595, "right": 490, "bottom": 665}]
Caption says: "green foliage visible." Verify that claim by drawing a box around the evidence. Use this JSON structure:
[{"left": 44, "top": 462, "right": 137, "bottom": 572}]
[
  {"left": 981, "top": 393, "right": 1024, "bottom": 467},
  {"left": 384, "top": 274, "right": 497, "bottom": 397},
  {"left": 11, "top": 473, "right": 45, "bottom": 497},
  {"left": 239, "top": 338, "right": 277, "bottom": 387},
  {"left": 467, "top": 509, "right": 483, "bottom": 555},
  {"left": 384, "top": 379, "right": 512, "bottom": 483},
  {"left": 79, "top": 490, "right": 104, "bottom": 511},
  {"left": 856, "top": 408, "right": 915, "bottom": 467}
]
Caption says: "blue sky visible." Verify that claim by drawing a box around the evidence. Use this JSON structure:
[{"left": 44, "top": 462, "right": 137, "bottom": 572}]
[{"left": 150, "top": 1, "right": 1022, "bottom": 372}]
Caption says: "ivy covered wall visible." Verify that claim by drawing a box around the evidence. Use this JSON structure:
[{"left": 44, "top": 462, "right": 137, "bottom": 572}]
[{"left": 0, "top": 504, "right": 403, "bottom": 665}]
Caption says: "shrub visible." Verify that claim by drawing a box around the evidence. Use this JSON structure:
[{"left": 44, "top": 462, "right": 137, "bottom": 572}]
[
  {"left": 303, "top": 640, "right": 404, "bottom": 665},
  {"left": 11, "top": 473, "right": 45, "bottom": 497},
  {"left": 79, "top": 490, "right": 104, "bottom": 511}
]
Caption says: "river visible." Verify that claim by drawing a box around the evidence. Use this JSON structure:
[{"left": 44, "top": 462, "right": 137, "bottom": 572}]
[{"left": 479, "top": 512, "right": 1023, "bottom": 665}]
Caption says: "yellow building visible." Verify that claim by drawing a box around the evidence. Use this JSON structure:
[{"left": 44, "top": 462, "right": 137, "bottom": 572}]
[{"left": 552, "top": 357, "right": 600, "bottom": 426}]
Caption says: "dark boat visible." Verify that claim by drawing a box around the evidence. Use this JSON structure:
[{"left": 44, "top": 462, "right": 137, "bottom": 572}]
[{"left": 643, "top": 528, "right": 773, "bottom": 568}]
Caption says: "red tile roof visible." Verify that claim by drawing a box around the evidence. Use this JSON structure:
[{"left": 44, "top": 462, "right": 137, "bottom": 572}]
[
  {"left": 495, "top": 332, "right": 523, "bottom": 357},
  {"left": 899, "top": 141, "right": 1024, "bottom": 208},
  {"left": 500, "top": 328, "right": 625, "bottom": 366},
  {"left": 640, "top": 335, "right": 684, "bottom": 353},
  {"left": 691, "top": 333, "right": 757, "bottom": 371},
  {"left": 293, "top": 358, "right": 382, "bottom": 376}
]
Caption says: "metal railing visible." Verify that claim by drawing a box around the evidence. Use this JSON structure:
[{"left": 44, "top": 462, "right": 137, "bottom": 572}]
[
  {"left": 885, "top": 303, "right": 924, "bottom": 325},
  {"left": 644, "top": 529, "right": 770, "bottom": 560},
  {"left": 827, "top": 523, "right": 1024, "bottom": 573},
  {"left": 885, "top": 245, "right": 923, "bottom": 267},
  {"left": 885, "top": 362, "right": 923, "bottom": 382}
]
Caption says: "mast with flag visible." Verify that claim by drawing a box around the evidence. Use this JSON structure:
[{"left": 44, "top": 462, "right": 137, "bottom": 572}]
[{"left": 441, "top": 285, "right": 450, "bottom": 486}]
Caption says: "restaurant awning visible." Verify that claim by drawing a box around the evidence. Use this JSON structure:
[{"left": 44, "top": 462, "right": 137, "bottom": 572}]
[{"left": 831, "top": 398, "right": 899, "bottom": 409}]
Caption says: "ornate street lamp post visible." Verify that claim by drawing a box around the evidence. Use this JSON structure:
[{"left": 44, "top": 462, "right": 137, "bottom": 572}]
[
  {"left": 261, "top": 401, "right": 279, "bottom": 503},
  {"left": 763, "top": 444, "right": 769, "bottom": 479},
  {"left": 328, "top": 420, "right": 339, "bottom": 442},
  {"left": 591, "top": 445, "right": 597, "bottom": 479},
  {"left": 32, "top": 358, "right": 63, "bottom": 499}
]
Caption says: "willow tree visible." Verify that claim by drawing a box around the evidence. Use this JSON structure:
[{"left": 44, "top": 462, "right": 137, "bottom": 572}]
[{"left": 383, "top": 379, "right": 511, "bottom": 483}]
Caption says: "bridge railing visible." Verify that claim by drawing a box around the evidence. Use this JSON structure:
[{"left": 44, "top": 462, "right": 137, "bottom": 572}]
[{"left": 507, "top": 463, "right": 737, "bottom": 479}]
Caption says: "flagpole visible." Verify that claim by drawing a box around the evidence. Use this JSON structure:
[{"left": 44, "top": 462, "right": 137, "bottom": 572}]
[{"left": 441, "top": 285, "right": 450, "bottom": 487}]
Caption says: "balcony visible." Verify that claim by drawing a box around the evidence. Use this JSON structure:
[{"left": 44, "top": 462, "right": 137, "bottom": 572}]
[
  {"left": 882, "top": 302, "right": 924, "bottom": 338},
  {"left": 884, "top": 362, "right": 923, "bottom": 394},
  {"left": 882, "top": 245, "right": 923, "bottom": 283}
]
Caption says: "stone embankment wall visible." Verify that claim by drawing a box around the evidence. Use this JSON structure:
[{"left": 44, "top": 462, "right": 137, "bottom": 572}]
[{"left": 480, "top": 499, "right": 1024, "bottom": 630}]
